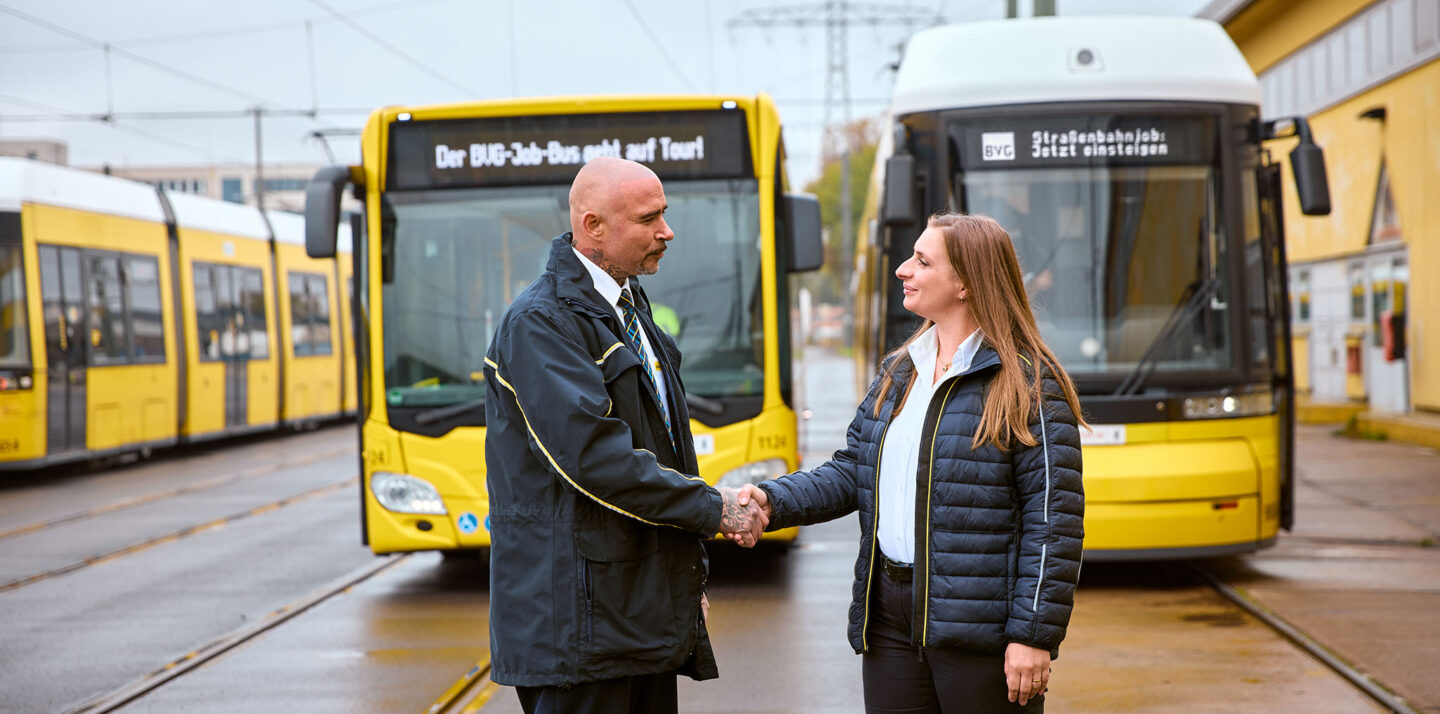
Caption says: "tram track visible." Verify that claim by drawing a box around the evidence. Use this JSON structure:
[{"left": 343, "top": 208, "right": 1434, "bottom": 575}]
[
  {"left": 0, "top": 445, "right": 352, "bottom": 542},
  {"left": 1188, "top": 562, "right": 1424, "bottom": 714},
  {"left": 0, "top": 476, "right": 356, "bottom": 594},
  {"left": 61, "top": 553, "right": 409, "bottom": 714},
  {"left": 426, "top": 657, "right": 502, "bottom": 714}
]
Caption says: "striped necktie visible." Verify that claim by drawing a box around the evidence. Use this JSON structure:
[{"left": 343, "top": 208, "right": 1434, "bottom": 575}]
[{"left": 618, "top": 287, "right": 673, "bottom": 441}]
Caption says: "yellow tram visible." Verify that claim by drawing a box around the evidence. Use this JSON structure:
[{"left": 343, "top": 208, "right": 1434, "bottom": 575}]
[
  {"left": 0, "top": 158, "right": 356, "bottom": 469},
  {"left": 856, "top": 18, "right": 1332, "bottom": 559},
  {"left": 303, "top": 94, "right": 822, "bottom": 553}
]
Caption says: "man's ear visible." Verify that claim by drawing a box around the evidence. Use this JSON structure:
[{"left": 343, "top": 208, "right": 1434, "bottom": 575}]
[{"left": 582, "top": 210, "right": 604, "bottom": 239}]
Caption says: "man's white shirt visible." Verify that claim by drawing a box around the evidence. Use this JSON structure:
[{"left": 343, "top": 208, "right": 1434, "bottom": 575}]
[{"left": 573, "top": 247, "right": 672, "bottom": 424}]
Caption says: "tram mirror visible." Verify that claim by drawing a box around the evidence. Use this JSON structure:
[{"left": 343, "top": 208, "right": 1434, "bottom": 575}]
[
  {"left": 785, "top": 193, "right": 824, "bottom": 273},
  {"left": 883, "top": 153, "right": 917, "bottom": 228},
  {"left": 305, "top": 165, "right": 354, "bottom": 258},
  {"left": 1290, "top": 142, "right": 1331, "bottom": 216}
]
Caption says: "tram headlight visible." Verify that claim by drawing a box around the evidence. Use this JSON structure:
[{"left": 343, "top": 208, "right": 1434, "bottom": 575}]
[
  {"left": 370, "top": 472, "right": 447, "bottom": 515},
  {"left": 716, "top": 458, "right": 789, "bottom": 489},
  {"left": 1182, "top": 390, "right": 1274, "bottom": 419}
]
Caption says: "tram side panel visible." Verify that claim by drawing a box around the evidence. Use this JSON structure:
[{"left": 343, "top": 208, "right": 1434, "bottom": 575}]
[
  {"left": 28, "top": 202, "right": 178, "bottom": 455},
  {"left": 175, "top": 227, "right": 281, "bottom": 438},
  {"left": 0, "top": 208, "right": 42, "bottom": 465},
  {"left": 273, "top": 239, "right": 343, "bottom": 425}
]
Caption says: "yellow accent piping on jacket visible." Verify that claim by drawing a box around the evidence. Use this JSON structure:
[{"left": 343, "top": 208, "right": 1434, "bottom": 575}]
[
  {"left": 922, "top": 379, "right": 961, "bottom": 647},
  {"left": 595, "top": 342, "right": 625, "bottom": 365},
  {"left": 484, "top": 357, "right": 680, "bottom": 530}
]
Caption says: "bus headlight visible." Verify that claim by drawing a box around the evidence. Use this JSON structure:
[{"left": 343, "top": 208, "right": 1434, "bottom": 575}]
[
  {"left": 370, "top": 472, "right": 447, "bottom": 514},
  {"left": 716, "top": 458, "right": 789, "bottom": 489},
  {"left": 1182, "top": 390, "right": 1274, "bottom": 419}
]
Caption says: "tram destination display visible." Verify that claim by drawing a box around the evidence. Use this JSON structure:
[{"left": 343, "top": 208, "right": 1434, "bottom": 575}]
[
  {"left": 388, "top": 109, "right": 752, "bottom": 190},
  {"left": 953, "top": 115, "right": 1217, "bottom": 171}
]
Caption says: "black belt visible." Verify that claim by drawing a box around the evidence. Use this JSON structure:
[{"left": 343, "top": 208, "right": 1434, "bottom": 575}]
[{"left": 879, "top": 555, "right": 912, "bottom": 583}]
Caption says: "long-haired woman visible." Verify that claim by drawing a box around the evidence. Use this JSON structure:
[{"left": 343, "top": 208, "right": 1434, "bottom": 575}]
[{"left": 740, "top": 213, "right": 1086, "bottom": 713}]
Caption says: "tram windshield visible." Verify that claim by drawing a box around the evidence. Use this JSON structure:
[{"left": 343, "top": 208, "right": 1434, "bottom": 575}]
[
  {"left": 953, "top": 114, "right": 1232, "bottom": 382},
  {"left": 379, "top": 178, "right": 763, "bottom": 409},
  {"left": 0, "top": 243, "right": 29, "bottom": 369}
]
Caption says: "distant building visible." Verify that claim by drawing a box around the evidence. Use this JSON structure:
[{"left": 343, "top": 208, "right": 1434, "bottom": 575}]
[
  {"left": 0, "top": 139, "right": 68, "bottom": 165},
  {"left": 1199, "top": 0, "right": 1439, "bottom": 416},
  {"left": 93, "top": 163, "right": 325, "bottom": 214}
]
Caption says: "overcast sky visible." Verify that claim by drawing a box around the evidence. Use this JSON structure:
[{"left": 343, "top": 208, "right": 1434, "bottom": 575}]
[{"left": 0, "top": 0, "right": 1208, "bottom": 188}]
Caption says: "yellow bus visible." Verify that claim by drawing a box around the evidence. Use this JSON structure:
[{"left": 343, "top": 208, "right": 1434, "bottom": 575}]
[
  {"left": 0, "top": 158, "right": 355, "bottom": 470},
  {"left": 304, "top": 94, "right": 821, "bottom": 554},
  {"left": 856, "top": 18, "right": 1331, "bottom": 560}
]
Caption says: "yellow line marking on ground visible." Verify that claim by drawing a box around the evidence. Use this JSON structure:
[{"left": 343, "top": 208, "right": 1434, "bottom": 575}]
[
  {"left": 0, "top": 477, "right": 356, "bottom": 594},
  {"left": 0, "top": 446, "right": 352, "bottom": 541},
  {"left": 426, "top": 655, "right": 493, "bottom": 714},
  {"left": 458, "top": 681, "right": 502, "bottom": 713}
]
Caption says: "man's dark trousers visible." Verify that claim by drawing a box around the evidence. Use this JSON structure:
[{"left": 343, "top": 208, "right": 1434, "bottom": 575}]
[{"left": 516, "top": 672, "right": 677, "bottom": 714}]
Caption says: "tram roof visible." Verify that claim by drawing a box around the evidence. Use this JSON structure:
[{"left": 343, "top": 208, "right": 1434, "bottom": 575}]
[
  {"left": 0, "top": 157, "right": 165, "bottom": 222},
  {"left": 167, "top": 190, "right": 271, "bottom": 241},
  {"left": 890, "top": 16, "right": 1260, "bottom": 117},
  {"left": 265, "top": 209, "right": 306, "bottom": 247}
]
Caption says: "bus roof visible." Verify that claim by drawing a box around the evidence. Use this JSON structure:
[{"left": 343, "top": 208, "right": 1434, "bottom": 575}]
[
  {"left": 891, "top": 16, "right": 1260, "bottom": 117},
  {"left": 0, "top": 157, "right": 165, "bottom": 222}
]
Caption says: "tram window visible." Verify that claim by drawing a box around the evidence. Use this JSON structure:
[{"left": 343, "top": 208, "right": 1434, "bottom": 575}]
[
  {"left": 88, "top": 255, "right": 128, "bottom": 363},
  {"left": 125, "top": 257, "right": 166, "bottom": 361},
  {"left": 241, "top": 268, "right": 268, "bottom": 359},
  {"left": 289, "top": 271, "right": 332, "bottom": 356},
  {"left": 308, "top": 275, "right": 332, "bottom": 356},
  {"left": 0, "top": 242, "right": 29, "bottom": 368},
  {"left": 194, "top": 263, "right": 220, "bottom": 361}
]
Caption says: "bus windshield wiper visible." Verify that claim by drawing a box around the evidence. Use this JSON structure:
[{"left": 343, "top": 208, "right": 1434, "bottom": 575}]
[
  {"left": 413, "top": 398, "right": 486, "bottom": 426},
  {"left": 1113, "top": 277, "right": 1219, "bottom": 396},
  {"left": 686, "top": 392, "right": 726, "bottom": 416}
]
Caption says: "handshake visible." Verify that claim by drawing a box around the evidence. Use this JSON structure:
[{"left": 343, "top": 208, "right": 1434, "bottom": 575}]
[{"left": 717, "top": 485, "right": 772, "bottom": 548}]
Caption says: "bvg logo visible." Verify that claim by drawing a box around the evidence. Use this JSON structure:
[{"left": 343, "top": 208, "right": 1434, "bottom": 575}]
[{"left": 981, "top": 132, "right": 1015, "bottom": 161}]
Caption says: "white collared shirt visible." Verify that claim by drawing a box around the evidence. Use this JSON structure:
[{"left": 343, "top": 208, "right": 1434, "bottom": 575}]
[
  {"left": 876, "top": 326, "right": 984, "bottom": 564},
  {"left": 572, "top": 247, "right": 671, "bottom": 424}
]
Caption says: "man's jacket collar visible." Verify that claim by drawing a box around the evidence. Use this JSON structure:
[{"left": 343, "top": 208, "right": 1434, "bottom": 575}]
[{"left": 549, "top": 233, "right": 653, "bottom": 319}]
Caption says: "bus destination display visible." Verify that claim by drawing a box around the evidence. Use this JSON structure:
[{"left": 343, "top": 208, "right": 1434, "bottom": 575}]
[
  {"left": 388, "top": 109, "right": 752, "bottom": 190},
  {"left": 954, "top": 115, "right": 1216, "bottom": 170}
]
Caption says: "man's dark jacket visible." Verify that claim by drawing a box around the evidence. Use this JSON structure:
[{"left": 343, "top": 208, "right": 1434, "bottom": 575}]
[
  {"left": 483, "top": 235, "right": 723, "bottom": 687},
  {"left": 758, "top": 348, "right": 1084, "bottom": 657}
]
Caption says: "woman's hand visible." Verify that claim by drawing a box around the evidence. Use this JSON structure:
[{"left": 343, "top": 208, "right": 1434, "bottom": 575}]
[{"left": 1004, "top": 642, "right": 1050, "bottom": 706}]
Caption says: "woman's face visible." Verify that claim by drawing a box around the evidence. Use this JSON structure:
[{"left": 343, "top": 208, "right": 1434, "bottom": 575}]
[{"left": 896, "top": 226, "right": 966, "bottom": 322}]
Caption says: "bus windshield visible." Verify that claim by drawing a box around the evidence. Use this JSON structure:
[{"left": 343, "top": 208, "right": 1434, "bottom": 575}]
[
  {"left": 380, "top": 178, "right": 763, "bottom": 409},
  {"left": 954, "top": 116, "right": 1232, "bottom": 382}
]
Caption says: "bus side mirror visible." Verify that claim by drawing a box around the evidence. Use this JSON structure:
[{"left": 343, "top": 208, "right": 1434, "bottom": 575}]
[
  {"left": 785, "top": 193, "right": 824, "bottom": 273},
  {"left": 1290, "top": 140, "right": 1331, "bottom": 216},
  {"left": 883, "top": 153, "right": 917, "bottom": 228},
  {"left": 305, "top": 165, "right": 359, "bottom": 258},
  {"left": 1264, "top": 117, "right": 1331, "bottom": 216}
]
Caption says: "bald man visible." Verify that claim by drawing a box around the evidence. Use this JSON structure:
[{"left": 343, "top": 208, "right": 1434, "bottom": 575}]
[{"left": 483, "top": 158, "right": 766, "bottom": 714}]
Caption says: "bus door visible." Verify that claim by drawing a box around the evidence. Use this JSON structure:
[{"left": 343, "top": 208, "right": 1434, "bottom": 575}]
[
  {"left": 212, "top": 266, "right": 250, "bottom": 428},
  {"left": 1257, "top": 162, "right": 1294, "bottom": 530},
  {"left": 38, "top": 245, "right": 87, "bottom": 453}
]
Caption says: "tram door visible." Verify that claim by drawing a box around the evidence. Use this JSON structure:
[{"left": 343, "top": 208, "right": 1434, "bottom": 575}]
[
  {"left": 38, "top": 246, "right": 87, "bottom": 453},
  {"left": 1258, "top": 164, "right": 1295, "bottom": 530},
  {"left": 213, "top": 266, "right": 250, "bottom": 428}
]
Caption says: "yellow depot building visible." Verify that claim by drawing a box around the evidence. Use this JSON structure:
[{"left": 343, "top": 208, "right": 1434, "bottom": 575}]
[{"left": 1201, "top": 0, "right": 1438, "bottom": 425}]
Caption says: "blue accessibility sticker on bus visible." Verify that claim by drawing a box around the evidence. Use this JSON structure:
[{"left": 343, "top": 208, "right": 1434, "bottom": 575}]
[{"left": 457, "top": 512, "right": 479, "bottom": 534}]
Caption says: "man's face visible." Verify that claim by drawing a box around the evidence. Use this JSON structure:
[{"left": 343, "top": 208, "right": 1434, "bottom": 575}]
[{"left": 604, "top": 175, "right": 674, "bottom": 278}]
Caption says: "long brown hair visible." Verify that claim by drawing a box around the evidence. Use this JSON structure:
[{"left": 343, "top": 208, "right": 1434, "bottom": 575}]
[{"left": 873, "top": 213, "right": 1087, "bottom": 450}]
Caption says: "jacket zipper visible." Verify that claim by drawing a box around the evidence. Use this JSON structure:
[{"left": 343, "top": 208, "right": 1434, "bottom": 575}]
[
  {"left": 919, "top": 380, "right": 961, "bottom": 652},
  {"left": 581, "top": 557, "right": 594, "bottom": 644},
  {"left": 859, "top": 418, "right": 893, "bottom": 653}
]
